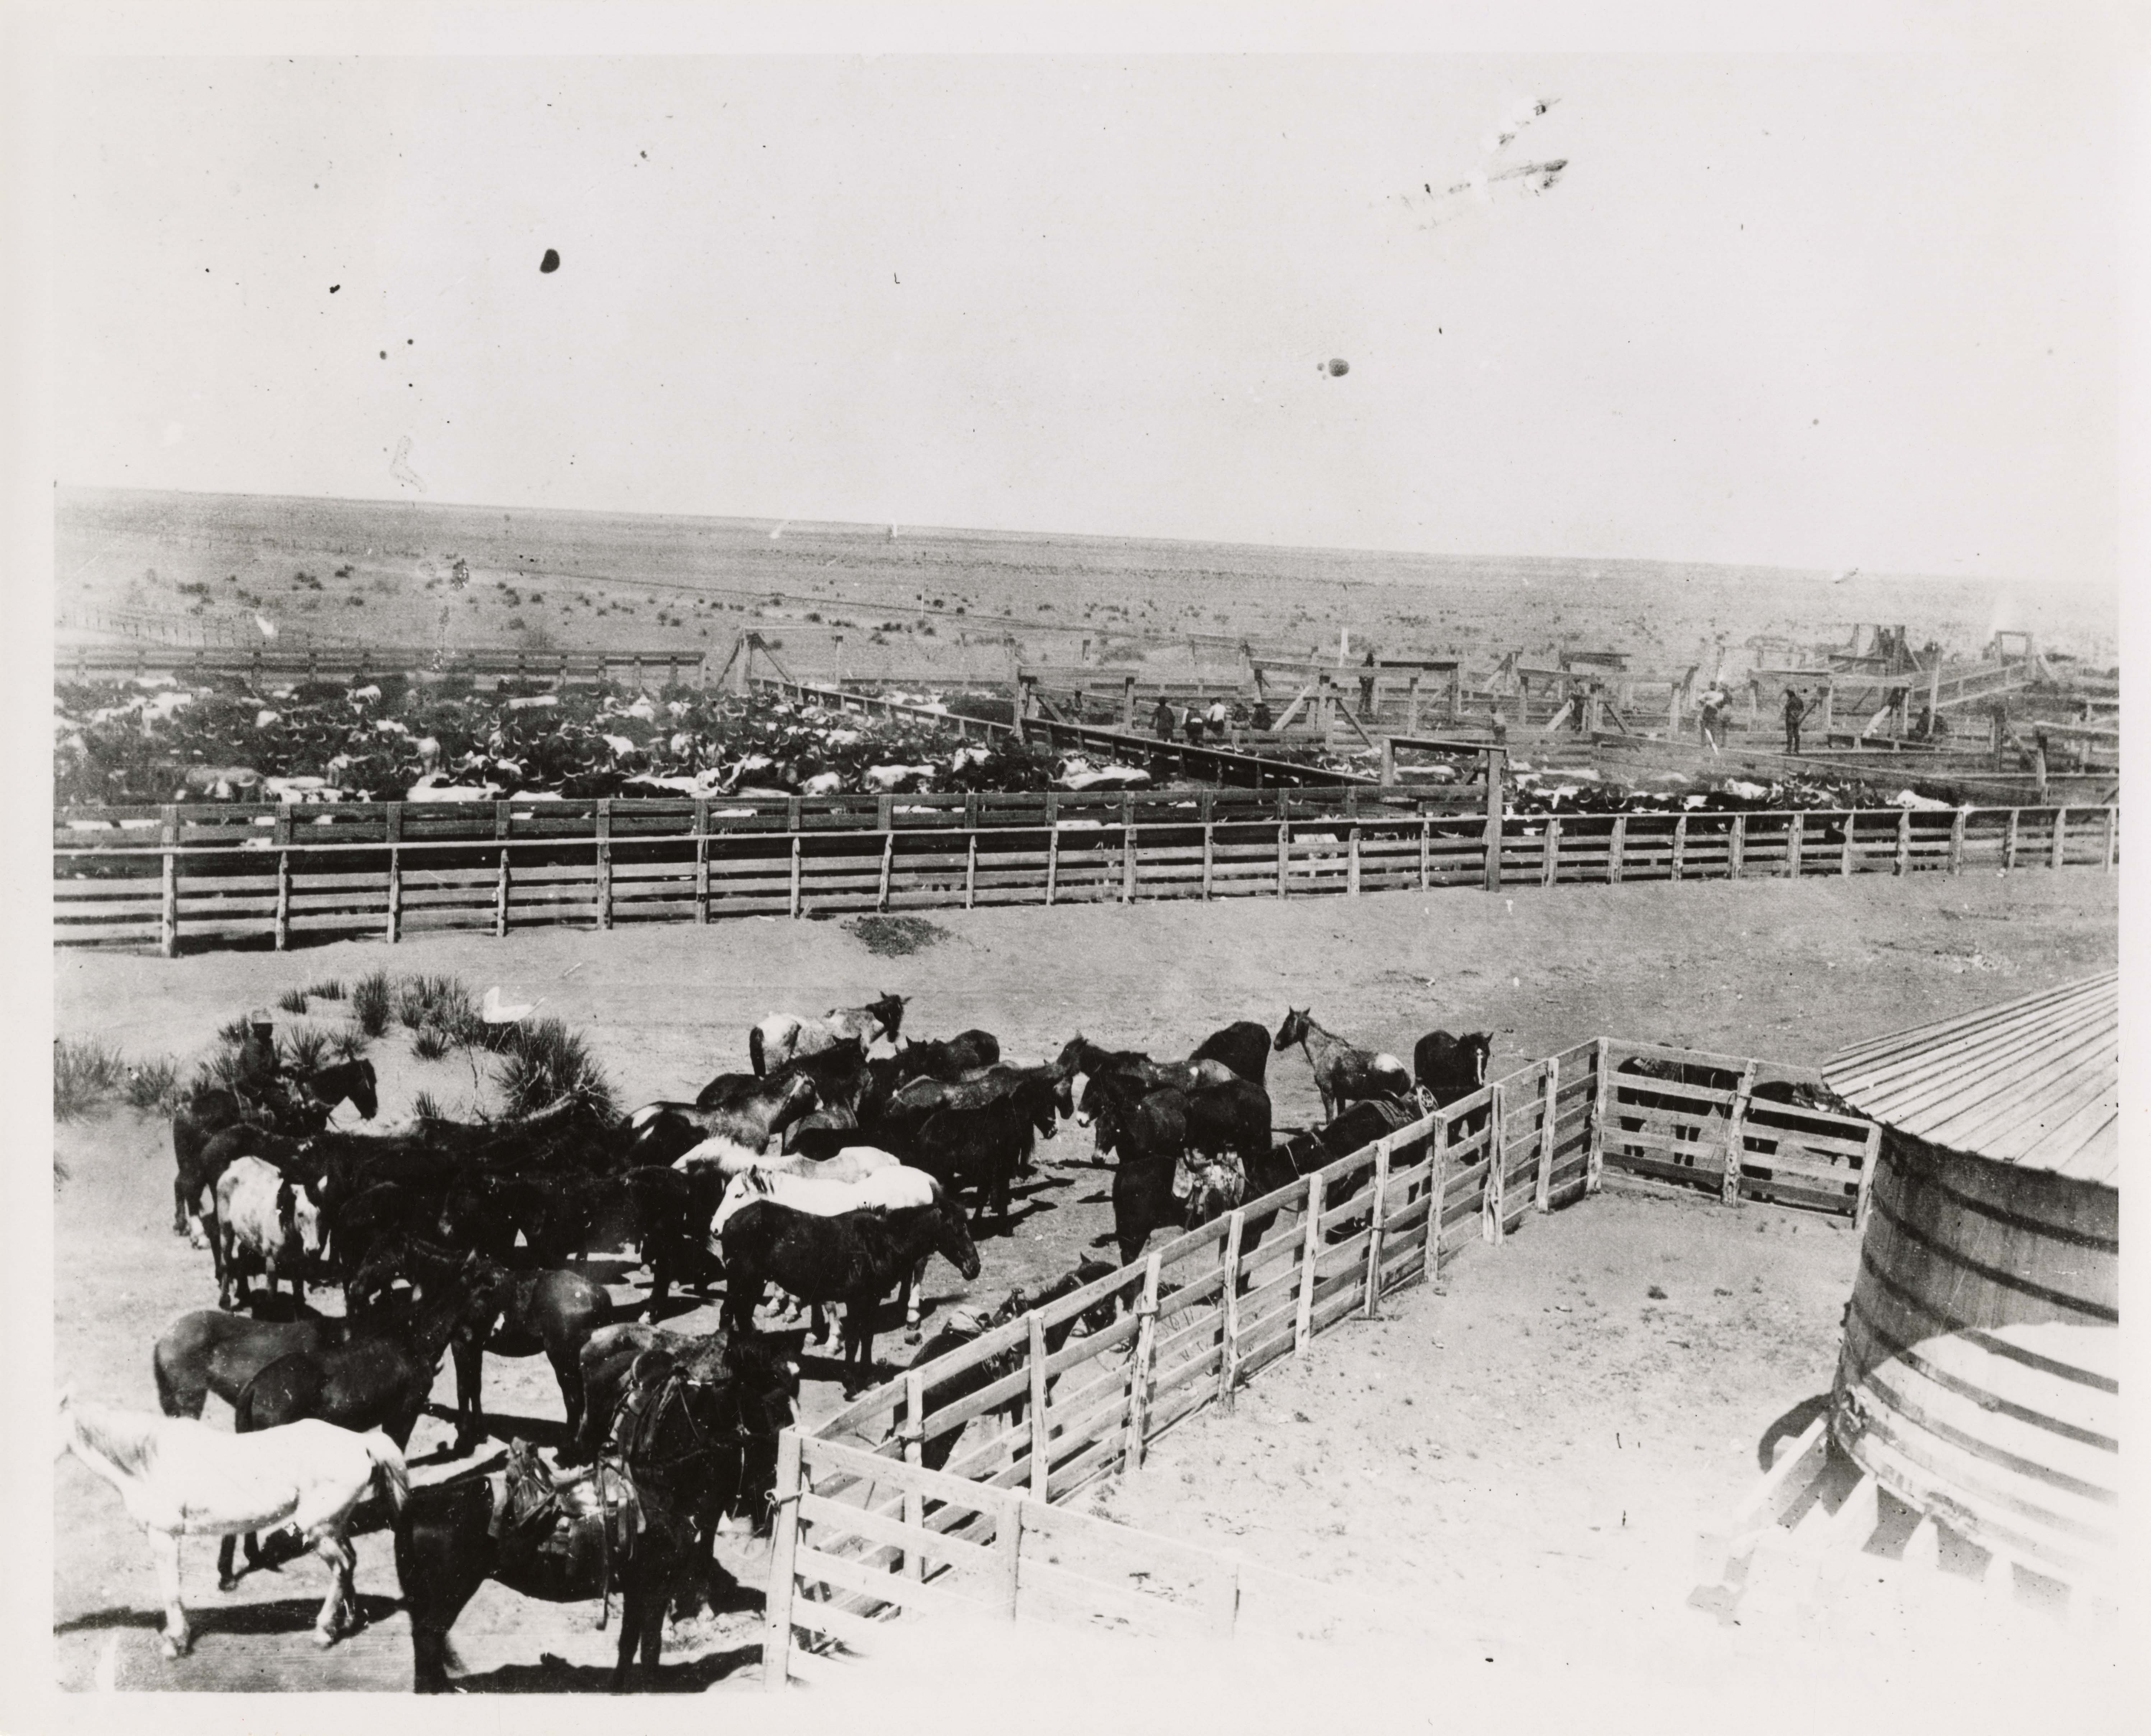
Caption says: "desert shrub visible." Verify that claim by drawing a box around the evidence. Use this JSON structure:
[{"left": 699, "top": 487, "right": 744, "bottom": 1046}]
[
  {"left": 55, "top": 1038, "right": 126, "bottom": 1120},
  {"left": 281, "top": 1024, "right": 331, "bottom": 1077},
  {"left": 409, "top": 1090, "right": 448, "bottom": 1124},
  {"left": 397, "top": 973, "right": 474, "bottom": 1034},
  {"left": 216, "top": 1014, "right": 253, "bottom": 1047},
  {"left": 491, "top": 1018, "right": 615, "bottom": 1120},
  {"left": 124, "top": 1055, "right": 182, "bottom": 1114},
  {"left": 411, "top": 1026, "right": 451, "bottom": 1062},
  {"left": 847, "top": 915, "right": 949, "bottom": 957},
  {"left": 352, "top": 970, "right": 394, "bottom": 1038},
  {"left": 306, "top": 977, "right": 346, "bottom": 1002},
  {"left": 278, "top": 987, "right": 311, "bottom": 1014},
  {"left": 328, "top": 1028, "right": 370, "bottom": 1064}
]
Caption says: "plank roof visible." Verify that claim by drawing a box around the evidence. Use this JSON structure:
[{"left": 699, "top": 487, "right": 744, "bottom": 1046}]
[{"left": 1823, "top": 971, "right": 2118, "bottom": 1184}]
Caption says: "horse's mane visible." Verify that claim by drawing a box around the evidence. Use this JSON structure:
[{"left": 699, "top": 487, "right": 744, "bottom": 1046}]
[{"left": 70, "top": 1402, "right": 160, "bottom": 1480}]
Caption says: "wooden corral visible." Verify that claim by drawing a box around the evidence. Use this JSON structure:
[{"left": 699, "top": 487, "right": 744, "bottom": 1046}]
[
  {"left": 60, "top": 642, "right": 699, "bottom": 690},
  {"left": 760, "top": 1034, "right": 1887, "bottom": 1682}
]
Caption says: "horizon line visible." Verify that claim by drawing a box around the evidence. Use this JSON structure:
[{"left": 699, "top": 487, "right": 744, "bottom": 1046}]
[{"left": 54, "top": 479, "right": 2100, "bottom": 594}]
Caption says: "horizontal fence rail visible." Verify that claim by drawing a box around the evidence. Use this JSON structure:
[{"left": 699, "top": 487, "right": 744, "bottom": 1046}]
[
  {"left": 52, "top": 787, "right": 2117, "bottom": 954},
  {"left": 59, "top": 643, "right": 699, "bottom": 688},
  {"left": 762, "top": 1036, "right": 1881, "bottom": 1682}
]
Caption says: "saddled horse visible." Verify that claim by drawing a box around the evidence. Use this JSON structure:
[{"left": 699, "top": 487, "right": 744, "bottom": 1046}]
[
  {"left": 56, "top": 1391, "right": 406, "bottom": 1660},
  {"left": 748, "top": 992, "right": 908, "bottom": 1077},
  {"left": 170, "top": 1057, "right": 379, "bottom": 1242},
  {"left": 1272, "top": 1008, "right": 1411, "bottom": 1120}
]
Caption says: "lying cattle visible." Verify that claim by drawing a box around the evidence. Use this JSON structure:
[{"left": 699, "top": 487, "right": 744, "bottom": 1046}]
[{"left": 215, "top": 1156, "right": 323, "bottom": 1313}]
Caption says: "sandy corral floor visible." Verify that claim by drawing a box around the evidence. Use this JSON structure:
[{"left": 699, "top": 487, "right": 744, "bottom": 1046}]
[{"left": 49, "top": 865, "right": 2120, "bottom": 1705}]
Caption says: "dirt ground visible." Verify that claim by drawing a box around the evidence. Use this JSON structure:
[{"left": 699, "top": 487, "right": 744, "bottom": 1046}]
[{"left": 49, "top": 864, "right": 2119, "bottom": 1700}]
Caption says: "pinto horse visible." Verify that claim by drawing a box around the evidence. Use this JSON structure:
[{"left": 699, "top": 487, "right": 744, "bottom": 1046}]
[
  {"left": 748, "top": 992, "right": 908, "bottom": 1077},
  {"left": 56, "top": 1392, "right": 406, "bottom": 1659},
  {"left": 1272, "top": 1008, "right": 1411, "bottom": 1120},
  {"left": 170, "top": 1057, "right": 379, "bottom": 1242}
]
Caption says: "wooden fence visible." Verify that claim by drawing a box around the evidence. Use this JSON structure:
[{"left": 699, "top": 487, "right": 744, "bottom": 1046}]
[
  {"left": 52, "top": 787, "right": 2117, "bottom": 954},
  {"left": 758, "top": 1034, "right": 1883, "bottom": 1682},
  {"left": 59, "top": 643, "right": 697, "bottom": 689}
]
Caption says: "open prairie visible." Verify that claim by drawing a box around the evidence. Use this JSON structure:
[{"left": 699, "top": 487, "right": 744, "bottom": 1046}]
[{"left": 55, "top": 487, "right": 2118, "bottom": 682}]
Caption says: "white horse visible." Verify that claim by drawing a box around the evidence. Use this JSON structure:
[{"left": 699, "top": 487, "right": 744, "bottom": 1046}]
[
  {"left": 54, "top": 1392, "right": 407, "bottom": 1658},
  {"left": 748, "top": 992, "right": 909, "bottom": 1076}
]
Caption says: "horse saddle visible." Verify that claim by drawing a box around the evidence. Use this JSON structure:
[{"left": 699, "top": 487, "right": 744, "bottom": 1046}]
[
  {"left": 490, "top": 1439, "right": 644, "bottom": 1585},
  {"left": 1173, "top": 1151, "right": 1246, "bottom": 1216}
]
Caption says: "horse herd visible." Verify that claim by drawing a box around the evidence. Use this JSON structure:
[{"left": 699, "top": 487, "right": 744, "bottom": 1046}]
[{"left": 66, "top": 991, "right": 1492, "bottom": 1690}]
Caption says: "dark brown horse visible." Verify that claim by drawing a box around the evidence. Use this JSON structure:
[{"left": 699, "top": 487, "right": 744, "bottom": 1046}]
[{"left": 170, "top": 1057, "right": 379, "bottom": 1240}]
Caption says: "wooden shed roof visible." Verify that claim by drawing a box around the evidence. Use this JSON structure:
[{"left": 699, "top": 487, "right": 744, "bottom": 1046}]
[{"left": 1824, "top": 972, "right": 2118, "bottom": 1184}]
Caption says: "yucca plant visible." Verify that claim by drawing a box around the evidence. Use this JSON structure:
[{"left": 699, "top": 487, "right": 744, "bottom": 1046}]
[
  {"left": 281, "top": 1023, "right": 331, "bottom": 1078},
  {"left": 123, "top": 1055, "right": 182, "bottom": 1114},
  {"left": 54, "top": 1037, "right": 126, "bottom": 1121},
  {"left": 491, "top": 1018, "right": 615, "bottom": 1120},
  {"left": 306, "top": 978, "right": 346, "bottom": 1002},
  {"left": 216, "top": 1014, "right": 253, "bottom": 1047},
  {"left": 352, "top": 969, "right": 394, "bottom": 1038},
  {"left": 328, "top": 1027, "right": 370, "bottom": 1064},
  {"left": 412, "top": 1026, "right": 452, "bottom": 1062},
  {"left": 277, "top": 986, "right": 311, "bottom": 1015}
]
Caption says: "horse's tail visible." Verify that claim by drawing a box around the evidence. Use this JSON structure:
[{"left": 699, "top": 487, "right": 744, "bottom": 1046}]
[
  {"left": 364, "top": 1430, "right": 410, "bottom": 1514},
  {"left": 748, "top": 1025, "right": 767, "bottom": 1079}
]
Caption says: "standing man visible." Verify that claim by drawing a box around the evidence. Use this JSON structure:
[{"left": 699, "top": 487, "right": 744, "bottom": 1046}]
[
  {"left": 1358, "top": 650, "right": 1378, "bottom": 720},
  {"left": 1782, "top": 687, "right": 1810, "bottom": 755},
  {"left": 1697, "top": 680, "right": 1732, "bottom": 754},
  {"left": 1206, "top": 695, "right": 1230, "bottom": 739},
  {"left": 1185, "top": 702, "right": 1206, "bottom": 746},
  {"left": 1152, "top": 695, "right": 1175, "bottom": 741}
]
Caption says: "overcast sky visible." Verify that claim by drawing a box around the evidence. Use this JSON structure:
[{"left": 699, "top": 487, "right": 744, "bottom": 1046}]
[{"left": 53, "top": 51, "right": 2119, "bottom": 585}]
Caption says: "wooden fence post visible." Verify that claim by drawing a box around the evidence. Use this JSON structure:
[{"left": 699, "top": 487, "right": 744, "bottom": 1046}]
[
  {"left": 1122, "top": 808, "right": 1137, "bottom": 904},
  {"left": 1587, "top": 1037, "right": 1610, "bottom": 1194},
  {"left": 1362, "top": 1140, "right": 1391, "bottom": 1318},
  {"left": 1609, "top": 815, "right": 1626, "bottom": 884},
  {"left": 2004, "top": 809, "right": 2020, "bottom": 869},
  {"left": 2106, "top": 807, "right": 2117, "bottom": 872},
  {"left": 1201, "top": 804, "right": 1215, "bottom": 901},
  {"left": 1854, "top": 1122, "right": 1882, "bottom": 1230},
  {"left": 1482, "top": 747, "right": 1506, "bottom": 892},
  {"left": 903, "top": 1370, "right": 926, "bottom": 1581},
  {"left": 1123, "top": 1251, "right": 1163, "bottom": 1471},
  {"left": 693, "top": 800, "right": 710, "bottom": 923},
  {"left": 1541, "top": 817, "right": 1560, "bottom": 888},
  {"left": 998, "top": 1497, "right": 1024, "bottom": 1619},
  {"left": 1275, "top": 816, "right": 1290, "bottom": 897},
  {"left": 1425, "top": 1116, "right": 1450, "bottom": 1279},
  {"left": 788, "top": 832, "right": 803, "bottom": 918},
  {"left": 761, "top": 1429, "right": 803, "bottom": 1689},
  {"left": 878, "top": 829, "right": 895, "bottom": 912},
  {"left": 1729, "top": 812, "right": 1746, "bottom": 878},
  {"left": 1293, "top": 1172, "right": 1325, "bottom": 1356},
  {"left": 1482, "top": 1082, "right": 1507, "bottom": 1244},
  {"left": 1723, "top": 1061, "right": 1758, "bottom": 1206},
  {"left": 1785, "top": 810, "right": 1803, "bottom": 878},
  {"left": 1347, "top": 824, "right": 1362, "bottom": 896},
  {"left": 1535, "top": 1058, "right": 1559, "bottom": 1212},
  {"left": 272, "top": 810, "right": 293, "bottom": 950},
  {"left": 1419, "top": 813, "right": 1432, "bottom": 889},
  {"left": 1895, "top": 809, "right": 1911, "bottom": 876},
  {"left": 384, "top": 804, "right": 403, "bottom": 943},
  {"left": 1670, "top": 814, "right": 1688, "bottom": 881},
  {"left": 1841, "top": 811, "right": 1856, "bottom": 876},
  {"left": 1046, "top": 823, "right": 1060, "bottom": 907},
  {"left": 1218, "top": 1209, "right": 1246, "bottom": 1408},
  {"left": 965, "top": 832, "right": 978, "bottom": 908},
  {"left": 1948, "top": 808, "right": 1966, "bottom": 875},
  {"left": 1028, "top": 1311, "right": 1051, "bottom": 1500},
  {"left": 2051, "top": 806, "right": 2068, "bottom": 870},
  {"left": 595, "top": 799, "right": 613, "bottom": 929}
]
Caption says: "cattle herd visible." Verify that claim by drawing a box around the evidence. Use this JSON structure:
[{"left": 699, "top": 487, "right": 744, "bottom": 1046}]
[
  {"left": 52, "top": 671, "right": 1947, "bottom": 816},
  {"left": 64, "top": 986, "right": 1496, "bottom": 1690}
]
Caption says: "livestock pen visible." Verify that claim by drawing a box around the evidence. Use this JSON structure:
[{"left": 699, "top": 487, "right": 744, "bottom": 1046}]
[
  {"left": 53, "top": 782, "right": 2117, "bottom": 955},
  {"left": 757, "top": 1033, "right": 1884, "bottom": 1682}
]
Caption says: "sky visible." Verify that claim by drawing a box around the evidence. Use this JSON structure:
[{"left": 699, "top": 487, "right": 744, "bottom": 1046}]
[{"left": 51, "top": 51, "right": 2122, "bottom": 586}]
